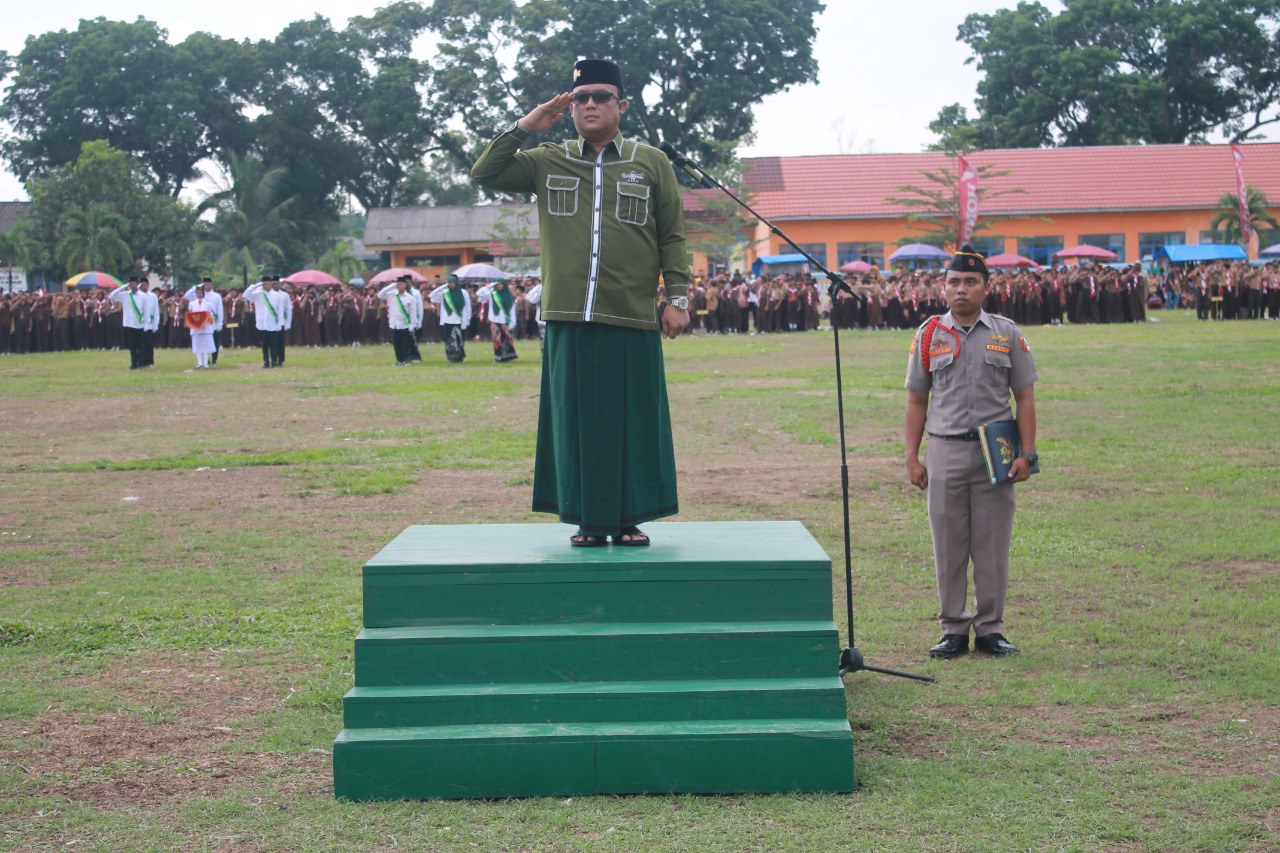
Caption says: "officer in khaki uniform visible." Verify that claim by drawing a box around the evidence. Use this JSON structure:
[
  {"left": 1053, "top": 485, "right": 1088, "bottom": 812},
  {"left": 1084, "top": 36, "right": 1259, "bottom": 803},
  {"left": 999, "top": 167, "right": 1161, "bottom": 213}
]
[{"left": 904, "top": 246, "right": 1039, "bottom": 658}]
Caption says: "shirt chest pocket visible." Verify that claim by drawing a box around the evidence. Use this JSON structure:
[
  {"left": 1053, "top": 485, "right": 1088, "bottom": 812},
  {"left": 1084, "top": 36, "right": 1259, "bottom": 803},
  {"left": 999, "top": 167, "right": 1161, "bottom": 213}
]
[
  {"left": 546, "top": 175, "right": 579, "bottom": 217},
  {"left": 984, "top": 348, "right": 1012, "bottom": 383},
  {"left": 615, "top": 181, "right": 650, "bottom": 226},
  {"left": 929, "top": 352, "right": 956, "bottom": 388}
]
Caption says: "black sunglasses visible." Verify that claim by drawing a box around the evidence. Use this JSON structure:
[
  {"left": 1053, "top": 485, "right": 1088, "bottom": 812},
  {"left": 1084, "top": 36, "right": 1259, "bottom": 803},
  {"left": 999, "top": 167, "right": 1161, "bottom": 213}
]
[{"left": 571, "top": 91, "right": 621, "bottom": 105}]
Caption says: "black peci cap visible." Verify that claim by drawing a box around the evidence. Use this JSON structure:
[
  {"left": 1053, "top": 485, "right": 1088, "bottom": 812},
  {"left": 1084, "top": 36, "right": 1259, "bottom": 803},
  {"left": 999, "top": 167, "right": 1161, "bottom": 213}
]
[
  {"left": 573, "top": 59, "right": 624, "bottom": 96},
  {"left": 948, "top": 244, "right": 989, "bottom": 277}
]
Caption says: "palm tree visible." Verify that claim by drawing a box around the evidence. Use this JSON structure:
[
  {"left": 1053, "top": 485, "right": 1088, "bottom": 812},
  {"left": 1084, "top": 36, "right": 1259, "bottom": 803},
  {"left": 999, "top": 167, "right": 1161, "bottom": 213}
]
[
  {"left": 317, "top": 240, "right": 362, "bottom": 283},
  {"left": 55, "top": 203, "right": 133, "bottom": 273},
  {"left": 1207, "top": 186, "right": 1280, "bottom": 247},
  {"left": 195, "top": 153, "right": 300, "bottom": 280},
  {"left": 0, "top": 220, "right": 34, "bottom": 293}
]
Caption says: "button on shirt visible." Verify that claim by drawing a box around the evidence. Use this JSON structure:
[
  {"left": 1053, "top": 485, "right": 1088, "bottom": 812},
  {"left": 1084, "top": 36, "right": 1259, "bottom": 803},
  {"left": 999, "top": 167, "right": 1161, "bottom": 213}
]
[{"left": 904, "top": 309, "right": 1039, "bottom": 436}]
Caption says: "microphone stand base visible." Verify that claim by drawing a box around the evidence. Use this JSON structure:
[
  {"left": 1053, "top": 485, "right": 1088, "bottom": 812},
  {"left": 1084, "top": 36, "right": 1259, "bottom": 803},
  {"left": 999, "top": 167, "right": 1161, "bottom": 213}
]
[{"left": 839, "top": 646, "right": 936, "bottom": 683}]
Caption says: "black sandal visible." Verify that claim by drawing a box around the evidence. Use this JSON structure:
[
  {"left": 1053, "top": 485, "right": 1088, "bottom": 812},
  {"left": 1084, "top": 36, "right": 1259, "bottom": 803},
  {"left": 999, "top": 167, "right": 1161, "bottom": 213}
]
[
  {"left": 570, "top": 529, "right": 606, "bottom": 548},
  {"left": 613, "top": 526, "right": 650, "bottom": 547}
]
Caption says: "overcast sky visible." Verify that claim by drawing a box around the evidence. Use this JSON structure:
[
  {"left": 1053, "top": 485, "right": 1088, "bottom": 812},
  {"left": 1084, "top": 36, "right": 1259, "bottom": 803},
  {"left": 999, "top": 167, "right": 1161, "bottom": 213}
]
[{"left": 1, "top": 0, "right": 1043, "bottom": 201}]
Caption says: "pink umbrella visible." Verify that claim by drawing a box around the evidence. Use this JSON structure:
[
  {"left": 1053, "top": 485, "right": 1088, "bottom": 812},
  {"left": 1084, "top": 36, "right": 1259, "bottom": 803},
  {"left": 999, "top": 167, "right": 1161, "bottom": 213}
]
[
  {"left": 839, "top": 260, "right": 875, "bottom": 273},
  {"left": 283, "top": 269, "right": 343, "bottom": 286},
  {"left": 369, "top": 268, "right": 429, "bottom": 285},
  {"left": 985, "top": 253, "right": 1040, "bottom": 269},
  {"left": 1055, "top": 244, "right": 1118, "bottom": 261}
]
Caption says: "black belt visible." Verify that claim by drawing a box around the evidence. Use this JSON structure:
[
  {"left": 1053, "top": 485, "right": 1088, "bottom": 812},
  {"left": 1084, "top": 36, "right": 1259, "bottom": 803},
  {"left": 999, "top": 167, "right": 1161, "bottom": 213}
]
[{"left": 930, "top": 429, "right": 979, "bottom": 441}]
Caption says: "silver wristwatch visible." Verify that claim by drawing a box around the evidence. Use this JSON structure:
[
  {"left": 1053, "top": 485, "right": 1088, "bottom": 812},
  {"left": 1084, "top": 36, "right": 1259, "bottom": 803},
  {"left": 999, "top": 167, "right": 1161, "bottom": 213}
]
[{"left": 668, "top": 296, "right": 689, "bottom": 311}]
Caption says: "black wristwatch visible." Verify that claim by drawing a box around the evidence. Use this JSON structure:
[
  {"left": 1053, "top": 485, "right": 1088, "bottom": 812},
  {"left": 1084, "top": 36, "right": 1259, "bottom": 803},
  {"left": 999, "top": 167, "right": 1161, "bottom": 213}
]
[{"left": 1019, "top": 451, "right": 1039, "bottom": 465}]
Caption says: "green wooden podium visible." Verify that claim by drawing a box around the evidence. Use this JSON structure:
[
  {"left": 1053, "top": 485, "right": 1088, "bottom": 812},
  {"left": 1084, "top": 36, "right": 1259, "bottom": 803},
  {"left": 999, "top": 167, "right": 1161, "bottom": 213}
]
[{"left": 332, "top": 521, "right": 854, "bottom": 800}]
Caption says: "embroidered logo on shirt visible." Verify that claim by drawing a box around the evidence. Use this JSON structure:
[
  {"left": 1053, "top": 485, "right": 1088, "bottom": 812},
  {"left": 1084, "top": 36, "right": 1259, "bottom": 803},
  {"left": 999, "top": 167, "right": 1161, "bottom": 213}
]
[
  {"left": 1020, "top": 336, "right": 1031, "bottom": 352},
  {"left": 990, "top": 333, "right": 1010, "bottom": 343},
  {"left": 621, "top": 170, "right": 646, "bottom": 182},
  {"left": 909, "top": 333, "right": 919, "bottom": 355},
  {"left": 986, "top": 344, "right": 1011, "bottom": 354}
]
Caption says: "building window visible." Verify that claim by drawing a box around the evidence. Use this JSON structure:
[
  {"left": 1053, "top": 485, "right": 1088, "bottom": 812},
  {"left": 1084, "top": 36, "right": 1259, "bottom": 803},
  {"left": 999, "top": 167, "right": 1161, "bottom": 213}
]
[
  {"left": 1138, "top": 232, "right": 1184, "bottom": 260},
  {"left": 1257, "top": 227, "right": 1280, "bottom": 249},
  {"left": 969, "top": 236, "right": 1005, "bottom": 257},
  {"left": 1078, "top": 233, "right": 1126, "bottom": 263},
  {"left": 790, "top": 242, "right": 826, "bottom": 267},
  {"left": 1016, "top": 236, "right": 1064, "bottom": 267},
  {"left": 474, "top": 252, "right": 495, "bottom": 263},
  {"left": 1198, "top": 230, "right": 1238, "bottom": 245},
  {"left": 405, "top": 254, "right": 461, "bottom": 267},
  {"left": 837, "top": 242, "right": 884, "bottom": 269}
]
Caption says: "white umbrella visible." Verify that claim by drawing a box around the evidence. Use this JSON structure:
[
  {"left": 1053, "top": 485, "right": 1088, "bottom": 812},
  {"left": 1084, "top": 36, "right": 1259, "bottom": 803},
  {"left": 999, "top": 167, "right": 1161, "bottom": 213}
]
[{"left": 453, "top": 263, "right": 508, "bottom": 280}]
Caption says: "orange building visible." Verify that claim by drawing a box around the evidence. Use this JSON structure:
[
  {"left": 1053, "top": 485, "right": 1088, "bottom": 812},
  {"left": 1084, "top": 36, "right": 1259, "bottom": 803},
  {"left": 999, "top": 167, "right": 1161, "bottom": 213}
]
[{"left": 740, "top": 142, "right": 1280, "bottom": 270}]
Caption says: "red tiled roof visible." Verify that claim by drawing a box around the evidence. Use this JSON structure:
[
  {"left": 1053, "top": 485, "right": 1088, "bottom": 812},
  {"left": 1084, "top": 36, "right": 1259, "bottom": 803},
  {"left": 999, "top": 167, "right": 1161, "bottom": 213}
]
[{"left": 742, "top": 143, "right": 1280, "bottom": 220}]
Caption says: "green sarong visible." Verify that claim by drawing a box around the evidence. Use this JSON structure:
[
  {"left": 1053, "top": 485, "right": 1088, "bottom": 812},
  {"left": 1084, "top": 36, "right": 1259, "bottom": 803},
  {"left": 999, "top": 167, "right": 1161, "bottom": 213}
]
[{"left": 532, "top": 321, "right": 678, "bottom": 535}]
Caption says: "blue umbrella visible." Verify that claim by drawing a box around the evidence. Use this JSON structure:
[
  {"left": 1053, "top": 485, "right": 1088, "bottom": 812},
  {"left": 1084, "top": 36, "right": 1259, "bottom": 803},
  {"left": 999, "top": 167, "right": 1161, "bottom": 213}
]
[{"left": 888, "top": 243, "right": 951, "bottom": 262}]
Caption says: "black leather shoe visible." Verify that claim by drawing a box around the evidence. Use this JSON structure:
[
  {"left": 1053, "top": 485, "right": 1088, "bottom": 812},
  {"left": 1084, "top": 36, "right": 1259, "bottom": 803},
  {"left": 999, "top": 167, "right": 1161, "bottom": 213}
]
[
  {"left": 974, "top": 633, "right": 1020, "bottom": 656},
  {"left": 929, "top": 634, "right": 969, "bottom": 658}
]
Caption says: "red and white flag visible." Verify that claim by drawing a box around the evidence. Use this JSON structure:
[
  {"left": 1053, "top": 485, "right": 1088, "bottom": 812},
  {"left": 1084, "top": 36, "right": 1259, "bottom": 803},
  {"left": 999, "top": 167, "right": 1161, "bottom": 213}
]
[
  {"left": 1230, "top": 144, "right": 1252, "bottom": 246},
  {"left": 957, "top": 155, "right": 979, "bottom": 246}
]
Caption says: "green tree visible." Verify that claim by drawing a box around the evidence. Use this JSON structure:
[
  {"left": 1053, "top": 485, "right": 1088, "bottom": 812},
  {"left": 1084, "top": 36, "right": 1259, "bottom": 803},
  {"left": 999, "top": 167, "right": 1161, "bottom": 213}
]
[
  {"left": 687, "top": 151, "right": 757, "bottom": 272},
  {"left": 883, "top": 161, "right": 1028, "bottom": 251},
  {"left": 54, "top": 203, "right": 133, "bottom": 272},
  {"left": 316, "top": 241, "right": 362, "bottom": 283},
  {"left": 428, "top": 0, "right": 824, "bottom": 172},
  {"left": 0, "top": 18, "right": 253, "bottom": 195},
  {"left": 487, "top": 205, "right": 539, "bottom": 273},
  {"left": 0, "top": 219, "right": 35, "bottom": 273},
  {"left": 252, "top": 4, "right": 455, "bottom": 213},
  {"left": 948, "top": 0, "right": 1280, "bottom": 148},
  {"left": 926, "top": 104, "right": 984, "bottom": 154},
  {"left": 1207, "top": 187, "right": 1280, "bottom": 247},
  {"left": 195, "top": 152, "right": 300, "bottom": 279},
  {"left": 24, "top": 141, "right": 193, "bottom": 281}
]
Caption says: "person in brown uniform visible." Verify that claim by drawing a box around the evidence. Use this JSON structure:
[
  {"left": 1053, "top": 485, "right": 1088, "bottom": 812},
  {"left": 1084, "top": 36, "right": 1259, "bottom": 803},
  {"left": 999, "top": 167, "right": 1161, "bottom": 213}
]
[{"left": 904, "top": 246, "right": 1039, "bottom": 659}]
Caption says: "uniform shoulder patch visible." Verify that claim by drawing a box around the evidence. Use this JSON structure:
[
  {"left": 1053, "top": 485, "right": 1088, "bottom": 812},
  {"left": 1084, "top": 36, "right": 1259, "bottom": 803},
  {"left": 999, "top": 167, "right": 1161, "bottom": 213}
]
[
  {"left": 1020, "top": 336, "right": 1031, "bottom": 352},
  {"left": 909, "top": 333, "right": 918, "bottom": 355}
]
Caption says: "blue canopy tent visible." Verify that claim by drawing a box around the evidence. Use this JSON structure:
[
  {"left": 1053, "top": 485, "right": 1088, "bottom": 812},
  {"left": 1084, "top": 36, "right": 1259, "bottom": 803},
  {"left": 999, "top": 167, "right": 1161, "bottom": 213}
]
[
  {"left": 1153, "top": 244, "right": 1248, "bottom": 264},
  {"left": 751, "top": 253, "right": 811, "bottom": 276}
]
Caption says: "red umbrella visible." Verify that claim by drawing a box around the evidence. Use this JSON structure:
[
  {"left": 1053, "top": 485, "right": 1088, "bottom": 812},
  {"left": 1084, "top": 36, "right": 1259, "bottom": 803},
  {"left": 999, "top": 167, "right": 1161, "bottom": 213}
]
[
  {"left": 839, "top": 260, "right": 875, "bottom": 273},
  {"left": 369, "top": 268, "right": 428, "bottom": 285},
  {"left": 283, "top": 269, "right": 343, "bottom": 286},
  {"left": 1055, "top": 244, "right": 1118, "bottom": 261},
  {"left": 985, "top": 253, "right": 1040, "bottom": 269}
]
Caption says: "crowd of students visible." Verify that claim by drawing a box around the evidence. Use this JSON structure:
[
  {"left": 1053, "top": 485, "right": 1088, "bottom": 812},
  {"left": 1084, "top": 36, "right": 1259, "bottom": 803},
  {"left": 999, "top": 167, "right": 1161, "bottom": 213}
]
[{"left": 2, "top": 259, "right": 1276, "bottom": 358}]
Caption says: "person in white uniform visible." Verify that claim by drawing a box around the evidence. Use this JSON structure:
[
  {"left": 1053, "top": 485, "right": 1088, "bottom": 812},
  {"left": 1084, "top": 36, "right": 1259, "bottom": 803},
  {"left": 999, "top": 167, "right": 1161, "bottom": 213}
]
[
  {"left": 429, "top": 274, "right": 472, "bottom": 363},
  {"left": 377, "top": 276, "right": 423, "bottom": 366},
  {"left": 475, "top": 279, "right": 519, "bottom": 362},
  {"left": 184, "top": 281, "right": 218, "bottom": 368}
]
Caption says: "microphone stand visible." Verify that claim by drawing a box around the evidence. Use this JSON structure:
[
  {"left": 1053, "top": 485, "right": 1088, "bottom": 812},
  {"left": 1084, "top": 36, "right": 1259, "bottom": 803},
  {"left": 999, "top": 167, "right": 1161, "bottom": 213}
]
[{"left": 659, "top": 141, "right": 934, "bottom": 684}]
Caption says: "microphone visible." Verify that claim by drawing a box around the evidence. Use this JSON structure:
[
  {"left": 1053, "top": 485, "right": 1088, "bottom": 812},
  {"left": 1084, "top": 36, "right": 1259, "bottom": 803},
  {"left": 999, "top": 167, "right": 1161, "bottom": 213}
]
[{"left": 658, "top": 139, "right": 711, "bottom": 188}]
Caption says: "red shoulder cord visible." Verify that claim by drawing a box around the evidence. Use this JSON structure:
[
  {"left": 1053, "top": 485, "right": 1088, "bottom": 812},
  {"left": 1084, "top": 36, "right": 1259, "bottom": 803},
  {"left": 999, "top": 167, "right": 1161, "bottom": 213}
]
[{"left": 920, "top": 316, "right": 961, "bottom": 374}]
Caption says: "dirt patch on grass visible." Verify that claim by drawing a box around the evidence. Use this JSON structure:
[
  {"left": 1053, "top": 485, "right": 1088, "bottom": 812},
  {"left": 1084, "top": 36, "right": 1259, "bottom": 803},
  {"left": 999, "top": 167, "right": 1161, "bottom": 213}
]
[
  {"left": 5, "top": 651, "right": 330, "bottom": 807},
  {"left": 1207, "top": 559, "right": 1279, "bottom": 589},
  {"left": 921, "top": 699, "right": 1280, "bottom": 779}
]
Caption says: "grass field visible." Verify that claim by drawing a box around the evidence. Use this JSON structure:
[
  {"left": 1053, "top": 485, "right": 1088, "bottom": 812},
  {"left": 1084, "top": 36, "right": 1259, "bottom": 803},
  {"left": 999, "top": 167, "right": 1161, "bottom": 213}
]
[{"left": 1, "top": 311, "right": 1277, "bottom": 852}]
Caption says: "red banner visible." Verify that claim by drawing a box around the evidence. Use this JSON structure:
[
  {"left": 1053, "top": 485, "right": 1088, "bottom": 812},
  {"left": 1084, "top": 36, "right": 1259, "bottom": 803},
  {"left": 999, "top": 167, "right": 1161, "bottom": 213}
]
[
  {"left": 1230, "top": 144, "right": 1252, "bottom": 246},
  {"left": 957, "top": 155, "right": 979, "bottom": 246}
]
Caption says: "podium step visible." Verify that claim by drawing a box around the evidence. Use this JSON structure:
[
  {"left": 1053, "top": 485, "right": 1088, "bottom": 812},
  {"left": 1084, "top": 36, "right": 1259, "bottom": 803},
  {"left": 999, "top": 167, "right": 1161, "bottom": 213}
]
[
  {"left": 333, "top": 718, "right": 854, "bottom": 800},
  {"left": 334, "top": 521, "right": 855, "bottom": 799},
  {"left": 362, "top": 521, "right": 832, "bottom": 626},
  {"left": 353, "top": 621, "right": 840, "bottom": 687},
  {"left": 342, "top": 676, "right": 846, "bottom": 729}
]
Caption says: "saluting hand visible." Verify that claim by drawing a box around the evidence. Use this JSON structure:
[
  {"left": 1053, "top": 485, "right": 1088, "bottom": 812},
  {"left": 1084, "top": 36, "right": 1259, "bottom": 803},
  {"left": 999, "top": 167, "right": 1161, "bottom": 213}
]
[{"left": 517, "top": 93, "right": 574, "bottom": 134}]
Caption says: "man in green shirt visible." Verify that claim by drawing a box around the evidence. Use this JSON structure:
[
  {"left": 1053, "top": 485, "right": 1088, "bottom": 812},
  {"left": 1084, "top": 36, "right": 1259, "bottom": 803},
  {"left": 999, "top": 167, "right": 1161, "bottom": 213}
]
[{"left": 472, "top": 58, "right": 691, "bottom": 547}]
